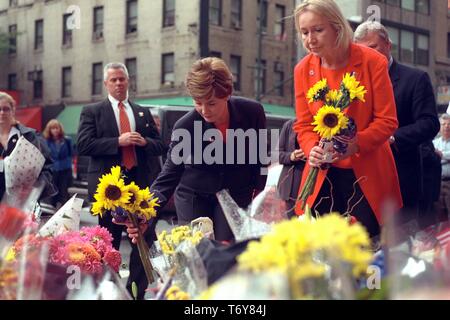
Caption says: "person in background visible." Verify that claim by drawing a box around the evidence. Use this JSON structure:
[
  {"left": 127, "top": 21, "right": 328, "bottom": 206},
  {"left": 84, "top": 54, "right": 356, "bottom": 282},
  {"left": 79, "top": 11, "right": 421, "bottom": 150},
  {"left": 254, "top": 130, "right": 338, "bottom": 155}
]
[
  {"left": 354, "top": 20, "right": 440, "bottom": 228},
  {"left": 43, "top": 119, "right": 73, "bottom": 209},
  {"left": 433, "top": 113, "right": 450, "bottom": 222},
  {"left": 293, "top": 0, "right": 402, "bottom": 238},
  {"left": 0, "top": 91, "right": 56, "bottom": 201},
  {"left": 277, "top": 118, "right": 306, "bottom": 218}
]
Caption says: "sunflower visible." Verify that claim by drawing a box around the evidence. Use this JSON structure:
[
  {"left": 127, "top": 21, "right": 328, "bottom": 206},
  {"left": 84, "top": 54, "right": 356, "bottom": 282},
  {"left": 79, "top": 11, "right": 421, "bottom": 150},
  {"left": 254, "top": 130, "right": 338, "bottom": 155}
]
[
  {"left": 312, "top": 105, "right": 349, "bottom": 140},
  {"left": 341, "top": 73, "right": 367, "bottom": 102},
  {"left": 325, "top": 89, "right": 342, "bottom": 106},
  {"left": 307, "top": 79, "right": 329, "bottom": 103},
  {"left": 123, "top": 182, "right": 142, "bottom": 213},
  {"left": 92, "top": 167, "right": 131, "bottom": 215},
  {"left": 136, "top": 187, "right": 159, "bottom": 221}
]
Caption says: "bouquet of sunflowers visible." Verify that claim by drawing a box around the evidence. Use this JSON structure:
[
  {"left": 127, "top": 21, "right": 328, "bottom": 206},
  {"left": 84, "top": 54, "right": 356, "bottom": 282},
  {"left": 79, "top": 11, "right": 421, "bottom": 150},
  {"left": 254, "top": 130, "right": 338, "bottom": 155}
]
[
  {"left": 91, "top": 166, "right": 159, "bottom": 284},
  {"left": 298, "top": 73, "right": 367, "bottom": 210}
]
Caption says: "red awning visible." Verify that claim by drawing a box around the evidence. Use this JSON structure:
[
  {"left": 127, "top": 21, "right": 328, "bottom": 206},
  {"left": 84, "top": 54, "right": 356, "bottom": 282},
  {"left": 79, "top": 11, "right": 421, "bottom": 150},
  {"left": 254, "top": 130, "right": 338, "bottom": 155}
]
[{"left": 15, "top": 107, "right": 42, "bottom": 132}]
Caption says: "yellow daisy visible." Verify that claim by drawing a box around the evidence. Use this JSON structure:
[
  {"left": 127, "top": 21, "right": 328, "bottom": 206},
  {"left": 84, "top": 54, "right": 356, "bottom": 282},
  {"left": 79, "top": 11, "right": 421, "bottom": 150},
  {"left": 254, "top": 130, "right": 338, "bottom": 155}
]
[
  {"left": 341, "top": 73, "right": 367, "bottom": 102},
  {"left": 92, "top": 167, "right": 131, "bottom": 213},
  {"left": 136, "top": 187, "right": 159, "bottom": 221},
  {"left": 312, "top": 105, "right": 349, "bottom": 140},
  {"left": 306, "top": 79, "right": 329, "bottom": 103}
]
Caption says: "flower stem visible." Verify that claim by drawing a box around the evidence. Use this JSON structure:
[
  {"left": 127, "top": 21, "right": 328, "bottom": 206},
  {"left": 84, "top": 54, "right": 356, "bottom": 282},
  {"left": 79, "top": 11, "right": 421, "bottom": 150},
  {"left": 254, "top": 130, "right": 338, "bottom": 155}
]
[
  {"left": 127, "top": 213, "right": 155, "bottom": 284},
  {"left": 298, "top": 167, "right": 319, "bottom": 210}
]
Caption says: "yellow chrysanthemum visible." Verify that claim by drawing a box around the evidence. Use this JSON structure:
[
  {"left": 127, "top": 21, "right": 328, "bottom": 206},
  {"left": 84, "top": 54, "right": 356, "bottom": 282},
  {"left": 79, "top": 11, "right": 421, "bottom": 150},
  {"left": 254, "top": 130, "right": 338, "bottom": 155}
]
[
  {"left": 307, "top": 79, "right": 329, "bottom": 103},
  {"left": 136, "top": 187, "right": 159, "bottom": 221},
  {"left": 312, "top": 105, "right": 349, "bottom": 140},
  {"left": 342, "top": 73, "right": 367, "bottom": 102},
  {"left": 325, "top": 89, "right": 342, "bottom": 106},
  {"left": 237, "top": 214, "right": 371, "bottom": 299},
  {"left": 166, "top": 286, "right": 190, "bottom": 300},
  {"left": 92, "top": 167, "right": 131, "bottom": 214},
  {"left": 123, "top": 182, "right": 142, "bottom": 213},
  {"left": 5, "top": 247, "right": 15, "bottom": 262}
]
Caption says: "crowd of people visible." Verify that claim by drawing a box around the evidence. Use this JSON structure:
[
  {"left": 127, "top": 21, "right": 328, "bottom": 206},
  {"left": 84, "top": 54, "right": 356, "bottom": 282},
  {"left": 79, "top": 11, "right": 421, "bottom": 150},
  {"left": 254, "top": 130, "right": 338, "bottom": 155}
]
[{"left": 1, "top": 0, "right": 450, "bottom": 300}]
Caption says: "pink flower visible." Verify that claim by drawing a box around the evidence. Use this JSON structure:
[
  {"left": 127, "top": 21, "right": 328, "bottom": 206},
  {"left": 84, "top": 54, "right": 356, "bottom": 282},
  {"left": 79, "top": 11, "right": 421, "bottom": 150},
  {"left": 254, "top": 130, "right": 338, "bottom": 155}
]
[{"left": 103, "top": 249, "right": 122, "bottom": 273}]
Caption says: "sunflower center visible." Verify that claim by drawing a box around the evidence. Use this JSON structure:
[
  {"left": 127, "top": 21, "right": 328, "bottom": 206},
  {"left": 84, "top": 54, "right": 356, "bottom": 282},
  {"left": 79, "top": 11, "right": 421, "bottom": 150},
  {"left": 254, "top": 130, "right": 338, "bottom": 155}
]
[
  {"left": 105, "top": 185, "right": 122, "bottom": 200},
  {"left": 140, "top": 201, "right": 149, "bottom": 209},
  {"left": 128, "top": 193, "right": 136, "bottom": 204},
  {"left": 323, "top": 114, "right": 339, "bottom": 128}
]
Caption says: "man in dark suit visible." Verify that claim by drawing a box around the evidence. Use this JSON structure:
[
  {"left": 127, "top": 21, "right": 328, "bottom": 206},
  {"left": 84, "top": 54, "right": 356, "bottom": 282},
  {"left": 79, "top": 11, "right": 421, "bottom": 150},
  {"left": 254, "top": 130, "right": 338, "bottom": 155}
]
[
  {"left": 355, "top": 21, "right": 440, "bottom": 226},
  {"left": 277, "top": 118, "right": 305, "bottom": 218},
  {"left": 126, "top": 57, "right": 267, "bottom": 243},
  {"left": 77, "top": 62, "right": 166, "bottom": 299}
]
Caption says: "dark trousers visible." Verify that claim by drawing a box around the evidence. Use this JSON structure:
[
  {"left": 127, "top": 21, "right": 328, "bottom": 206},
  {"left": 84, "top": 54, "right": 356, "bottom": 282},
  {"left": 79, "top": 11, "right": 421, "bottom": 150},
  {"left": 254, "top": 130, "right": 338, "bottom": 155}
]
[
  {"left": 99, "top": 167, "right": 156, "bottom": 300},
  {"left": 50, "top": 169, "right": 73, "bottom": 207},
  {"left": 313, "top": 167, "right": 380, "bottom": 238},
  {"left": 174, "top": 187, "right": 251, "bottom": 242}
]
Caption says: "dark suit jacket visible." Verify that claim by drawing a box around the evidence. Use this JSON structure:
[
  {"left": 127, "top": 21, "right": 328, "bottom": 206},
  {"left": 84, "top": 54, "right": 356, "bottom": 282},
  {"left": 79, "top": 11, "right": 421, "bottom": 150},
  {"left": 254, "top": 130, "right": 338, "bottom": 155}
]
[
  {"left": 389, "top": 60, "right": 440, "bottom": 207},
  {"left": 77, "top": 99, "right": 166, "bottom": 198},
  {"left": 277, "top": 118, "right": 305, "bottom": 201},
  {"left": 151, "top": 96, "right": 267, "bottom": 210}
]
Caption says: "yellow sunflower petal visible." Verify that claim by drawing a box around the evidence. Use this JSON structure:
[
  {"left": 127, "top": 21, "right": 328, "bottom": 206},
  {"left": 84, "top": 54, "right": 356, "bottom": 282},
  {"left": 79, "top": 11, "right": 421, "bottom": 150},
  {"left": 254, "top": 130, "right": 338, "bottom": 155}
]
[{"left": 312, "top": 105, "right": 349, "bottom": 140}]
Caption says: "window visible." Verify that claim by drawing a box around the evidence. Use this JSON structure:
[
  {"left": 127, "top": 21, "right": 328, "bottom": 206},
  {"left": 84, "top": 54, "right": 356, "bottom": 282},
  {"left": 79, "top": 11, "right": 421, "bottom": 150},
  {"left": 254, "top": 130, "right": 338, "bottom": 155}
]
[
  {"left": 387, "top": 27, "right": 399, "bottom": 60},
  {"left": 416, "top": 34, "right": 429, "bottom": 65},
  {"left": 400, "top": 30, "right": 414, "bottom": 64},
  {"left": 163, "top": 0, "right": 175, "bottom": 27},
  {"left": 230, "top": 0, "right": 242, "bottom": 29},
  {"left": 209, "top": 51, "right": 221, "bottom": 58},
  {"left": 274, "top": 5, "right": 285, "bottom": 40},
  {"left": 35, "top": 19, "right": 44, "bottom": 50},
  {"left": 257, "top": 0, "right": 268, "bottom": 33},
  {"left": 416, "top": 0, "right": 429, "bottom": 14},
  {"left": 254, "top": 59, "right": 266, "bottom": 95},
  {"left": 126, "top": 58, "right": 137, "bottom": 92},
  {"left": 9, "top": 0, "right": 17, "bottom": 7},
  {"left": 209, "top": 0, "right": 221, "bottom": 26},
  {"left": 62, "top": 67, "right": 72, "bottom": 98},
  {"left": 401, "top": 0, "right": 415, "bottom": 11},
  {"left": 274, "top": 62, "right": 284, "bottom": 96},
  {"left": 162, "top": 53, "right": 174, "bottom": 85},
  {"left": 230, "top": 55, "right": 241, "bottom": 91},
  {"left": 93, "top": 6, "right": 104, "bottom": 40},
  {"left": 126, "top": 0, "right": 138, "bottom": 34},
  {"left": 33, "top": 71, "right": 43, "bottom": 99},
  {"left": 92, "top": 63, "right": 103, "bottom": 95},
  {"left": 63, "top": 13, "right": 73, "bottom": 46},
  {"left": 8, "top": 24, "right": 17, "bottom": 54},
  {"left": 8, "top": 74, "right": 17, "bottom": 91}
]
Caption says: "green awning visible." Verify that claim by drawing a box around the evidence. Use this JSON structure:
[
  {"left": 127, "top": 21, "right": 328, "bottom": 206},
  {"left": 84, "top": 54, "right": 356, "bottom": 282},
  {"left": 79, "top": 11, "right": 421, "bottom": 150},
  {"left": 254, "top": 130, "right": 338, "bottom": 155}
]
[
  {"left": 136, "top": 96, "right": 295, "bottom": 117},
  {"left": 58, "top": 97, "right": 295, "bottom": 138},
  {"left": 57, "top": 104, "right": 84, "bottom": 138}
]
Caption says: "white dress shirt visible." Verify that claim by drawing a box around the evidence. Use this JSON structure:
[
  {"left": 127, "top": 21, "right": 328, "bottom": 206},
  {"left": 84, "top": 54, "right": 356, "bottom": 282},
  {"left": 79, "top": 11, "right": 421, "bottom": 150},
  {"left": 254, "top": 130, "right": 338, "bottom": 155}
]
[{"left": 108, "top": 94, "right": 136, "bottom": 133}]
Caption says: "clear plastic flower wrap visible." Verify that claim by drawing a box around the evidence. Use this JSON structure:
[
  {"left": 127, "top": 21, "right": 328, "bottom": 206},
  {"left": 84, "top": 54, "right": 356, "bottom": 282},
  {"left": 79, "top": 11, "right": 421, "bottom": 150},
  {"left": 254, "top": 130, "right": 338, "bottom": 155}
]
[{"left": 216, "top": 187, "right": 287, "bottom": 241}]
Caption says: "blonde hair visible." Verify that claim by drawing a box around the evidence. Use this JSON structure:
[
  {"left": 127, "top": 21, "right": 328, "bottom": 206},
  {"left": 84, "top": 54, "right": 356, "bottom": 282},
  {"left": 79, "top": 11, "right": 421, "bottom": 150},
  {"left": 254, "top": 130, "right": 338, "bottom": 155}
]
[
  {"left": 0, "top": 91, "right": 17, "bottom": 110},
  {"left": 294, "top": 0, "right": 353, "bottom": 53},
  {"left": 185, "top": 57, "right": 233, "bottom": 100},
  {"left": 43, "top": 119, "right": 65, "bottom": 140}
]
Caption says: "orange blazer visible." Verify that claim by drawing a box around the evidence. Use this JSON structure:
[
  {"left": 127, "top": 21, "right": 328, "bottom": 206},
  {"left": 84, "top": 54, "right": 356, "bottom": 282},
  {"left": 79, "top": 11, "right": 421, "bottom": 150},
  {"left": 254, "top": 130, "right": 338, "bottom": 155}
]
[{"left": 293, "top": 43, "right": 403, "bottom": 224}]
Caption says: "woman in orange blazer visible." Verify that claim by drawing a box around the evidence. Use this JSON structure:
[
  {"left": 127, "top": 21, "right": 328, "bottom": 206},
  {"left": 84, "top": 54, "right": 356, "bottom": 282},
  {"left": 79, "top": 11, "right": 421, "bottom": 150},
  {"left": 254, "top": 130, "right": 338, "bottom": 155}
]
[{"left": 293, "top": 0, "right": 402, "bottom": 238}]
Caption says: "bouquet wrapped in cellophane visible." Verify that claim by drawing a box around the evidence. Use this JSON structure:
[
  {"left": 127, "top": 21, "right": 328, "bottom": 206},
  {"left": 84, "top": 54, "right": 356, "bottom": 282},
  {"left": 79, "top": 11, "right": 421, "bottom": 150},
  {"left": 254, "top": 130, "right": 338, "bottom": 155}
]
[
  {"left": 198, "top": 213, "right": 373, "bottom": 300},
  {"left": 299, "top": 73, "right": 366, "bottom": 212}
]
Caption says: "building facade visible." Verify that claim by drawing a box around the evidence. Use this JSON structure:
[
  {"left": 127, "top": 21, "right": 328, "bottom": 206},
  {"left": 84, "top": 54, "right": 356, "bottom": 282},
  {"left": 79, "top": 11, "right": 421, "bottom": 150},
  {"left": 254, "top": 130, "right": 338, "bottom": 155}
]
[{"left": 0, "top": 0, "right": 296, "bottom": 109}]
